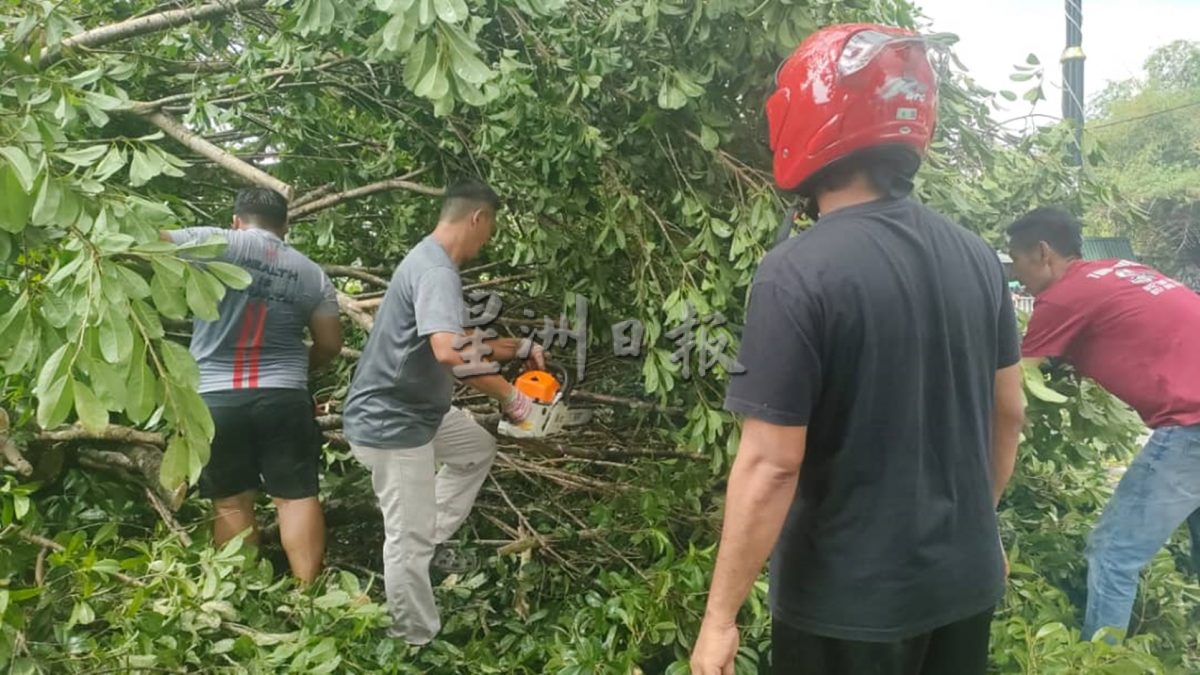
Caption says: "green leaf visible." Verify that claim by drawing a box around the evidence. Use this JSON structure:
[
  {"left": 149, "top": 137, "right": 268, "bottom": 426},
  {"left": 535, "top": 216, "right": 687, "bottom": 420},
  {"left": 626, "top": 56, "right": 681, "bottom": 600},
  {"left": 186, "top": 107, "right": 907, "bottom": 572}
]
[
  {"left": 37, "top": 377, "right": 73, "bottom": 430},
  {"left": 999, "top": 90, "right": 1017, "bottom": 102},
  {"left": 55, "top": 145, "right": 108, "bottom": 167},
  {"left": 160, "top": 339, "right": 199, "bottom": 389},
  {"left": 0, "top": 147, "right": 37, "bottom": 193},
  {"left": 151, "top": 270, "right": 188, "bottom": 320},
  {"left": 92, "top": 146, "right": 127, "bottom": 181},
  {"left": 1010, "top": 72, "right": 1034, "bottom": 82},
  {"left": 204, "top": 261, "right": 252, "bottom": 290},
  {"left": 117, "top": 265, "right": 152, "bottom": 299},
  {"left": 126, "top": 340, "right": 156, "bottom": 425},
  {"left": 1022, "top": 361, "right": 1068, "bottom": 403},
  {"left": 128, "top": 149, "right": 161, "bottom": 187},
  {"left": 442, "top": 25, "right": 491, "bottom": 85},
  {"left": 30, "top": 177, "right": 61, "bottom": 227},
  {"left": 89, "top": 358, "right": 127, "bottom": 412},
  {"left": 36, "top": 344, "right": 70, "bottom": 397},
  {"left": 131, "top": 298, "right": 164, "bottom": 339},
  {"left": 5, "top": 318, "right": 39, "bottom": 376},
  {"left": 699, "top": 125, "right": 719, "bottom": 151},
  {"left": 657, "top": 80, "right": 686, "bottom": 110},
  {"left": 160, "top": 435, "right": 189, "bottom": 490},
  {"left": 0, "top": 294, "right": 28, "bottom": 341},
  {"left": 1025, "top": 52, "right": 1040, "bottom": 66},
  {"left": 98, "top": 310, "right": 133, "bottom": 364},
  {"left": 185, "top": 268, "right": 224, "bottom": 321},
  {"left": 434, "top": 0, "right": 469, "bottom": 23},
  {"left": 0, "top": 166, "right": 32, "bottom": 233},
  {"left": 177, "top": 386, "right": 215, "bottom": 443},
  {"left": 73, "top": 381, "right": 108, "bottom": 434}
]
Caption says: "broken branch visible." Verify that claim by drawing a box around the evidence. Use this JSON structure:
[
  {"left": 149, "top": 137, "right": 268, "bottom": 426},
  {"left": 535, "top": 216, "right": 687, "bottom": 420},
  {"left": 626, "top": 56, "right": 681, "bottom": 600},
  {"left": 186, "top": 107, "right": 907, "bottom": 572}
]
[
  {"left": 289, "top": 173, "right": 442, "bottom": 219},
  {"left": 337, "top": 292, "right": 375, "bottom": 331},
  {"left": 39, "top": 0, "right": 268, "bottom": 69},
  {"left": 142, "top": 110, "right": 294, "bottom": 200}
]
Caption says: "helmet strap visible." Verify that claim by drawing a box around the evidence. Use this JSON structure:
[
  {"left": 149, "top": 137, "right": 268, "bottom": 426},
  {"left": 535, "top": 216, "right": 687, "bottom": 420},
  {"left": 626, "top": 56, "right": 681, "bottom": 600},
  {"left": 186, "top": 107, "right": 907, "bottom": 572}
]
[{"left": 773, "top": 202, "right": 801, "bottom": 247}]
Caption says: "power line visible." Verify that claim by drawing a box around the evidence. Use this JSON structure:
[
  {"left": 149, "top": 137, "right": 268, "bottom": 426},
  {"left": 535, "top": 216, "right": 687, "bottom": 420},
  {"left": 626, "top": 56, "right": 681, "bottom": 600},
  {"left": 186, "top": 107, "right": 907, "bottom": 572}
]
[{"left": 1087, "top": 99, "right": 1200, "bottom": 129}]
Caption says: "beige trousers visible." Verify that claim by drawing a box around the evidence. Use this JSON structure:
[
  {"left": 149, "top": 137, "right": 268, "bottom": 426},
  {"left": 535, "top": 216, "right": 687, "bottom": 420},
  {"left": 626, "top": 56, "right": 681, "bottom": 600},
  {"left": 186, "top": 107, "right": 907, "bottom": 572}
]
[{"left": 351, "top": 407, "right": 496, "bottom": 645}]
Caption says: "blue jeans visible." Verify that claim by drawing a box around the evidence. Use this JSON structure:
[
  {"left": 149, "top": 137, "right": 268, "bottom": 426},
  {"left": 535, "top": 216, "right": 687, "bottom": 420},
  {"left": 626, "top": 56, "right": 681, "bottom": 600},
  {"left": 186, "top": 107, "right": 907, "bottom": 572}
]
[{"left": 1083, "top": 425, "right": 1200, "bottom": 642}]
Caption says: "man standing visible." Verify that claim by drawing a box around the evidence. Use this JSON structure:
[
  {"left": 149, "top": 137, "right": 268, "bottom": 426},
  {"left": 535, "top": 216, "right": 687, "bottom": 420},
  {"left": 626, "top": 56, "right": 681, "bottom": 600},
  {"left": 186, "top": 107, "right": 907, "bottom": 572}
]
[
  {"left": 164, "top": 186, "right": 343, "bottom": 584},
  {"left": 1006, "top": 206, "right": 1200, "bottom": 642},
  {"left": 690, "top": 25, "right": 1025, "bottom": 675},
  {"left": 342, "top": 179, "right": 542, "bottom": 646}
]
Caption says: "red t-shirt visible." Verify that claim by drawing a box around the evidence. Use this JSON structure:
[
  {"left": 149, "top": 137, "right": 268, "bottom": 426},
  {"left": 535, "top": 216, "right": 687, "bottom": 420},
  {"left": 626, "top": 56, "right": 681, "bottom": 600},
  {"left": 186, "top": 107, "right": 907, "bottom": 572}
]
[{"left": 1022, "top": 259, "right": 1200, "bottom": 428}]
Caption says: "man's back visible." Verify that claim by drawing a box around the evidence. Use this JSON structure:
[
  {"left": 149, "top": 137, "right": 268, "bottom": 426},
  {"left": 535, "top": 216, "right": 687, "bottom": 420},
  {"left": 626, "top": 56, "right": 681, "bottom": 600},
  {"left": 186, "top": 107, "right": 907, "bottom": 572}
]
[
  {"left": 166, "top": 227, "right": 336, "bottom": 393},
  {"left": 726, "top": 197, "right": 1018, "bottom": 640},
  {"left": 1023, "top": 259, "right": 1200, "bottom": 428},
  {"left": 343, "top": 236, "right": 465, "bottom": 450}
]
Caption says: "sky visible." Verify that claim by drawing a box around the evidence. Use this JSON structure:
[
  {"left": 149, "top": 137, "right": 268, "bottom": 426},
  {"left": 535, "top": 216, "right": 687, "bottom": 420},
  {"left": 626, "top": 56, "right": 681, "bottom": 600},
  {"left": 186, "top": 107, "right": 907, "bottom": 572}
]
[{"left": 911, "top": 0, "right": 1200, "bottom": 126}]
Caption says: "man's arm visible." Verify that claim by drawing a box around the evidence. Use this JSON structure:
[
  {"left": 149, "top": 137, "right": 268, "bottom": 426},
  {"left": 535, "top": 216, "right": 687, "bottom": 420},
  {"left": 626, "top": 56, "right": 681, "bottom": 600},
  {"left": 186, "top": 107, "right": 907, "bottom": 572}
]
[
  {"left": 308, "top": 313, "right": 343, "bottom": 372},
  {"left": 701, "top": 418, "right": 807, "bottom": 624},
  {"left": 428, "top": 331, "right": 515, "bottom": 401},
  {"left": 991, "top": 363, "right": 1025, "bottom": 507}
]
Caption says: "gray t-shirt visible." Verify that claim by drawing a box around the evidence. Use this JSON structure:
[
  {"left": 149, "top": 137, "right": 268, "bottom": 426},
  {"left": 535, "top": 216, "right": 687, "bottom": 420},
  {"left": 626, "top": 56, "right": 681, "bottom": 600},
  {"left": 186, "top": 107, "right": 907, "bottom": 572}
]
[
  {"left": 342, "top": 236, "right": 466, "bottom": 449},
  {"left": 166, "top": 227, "right": 338, "bottom": 393}
]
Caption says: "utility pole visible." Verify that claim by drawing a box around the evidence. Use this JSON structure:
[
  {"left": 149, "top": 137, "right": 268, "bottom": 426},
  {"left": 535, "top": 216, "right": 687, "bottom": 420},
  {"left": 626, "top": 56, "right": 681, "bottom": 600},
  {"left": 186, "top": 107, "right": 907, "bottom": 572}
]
[{"left": 1062, "top": 0, "right": 1085, "bottom": 166}]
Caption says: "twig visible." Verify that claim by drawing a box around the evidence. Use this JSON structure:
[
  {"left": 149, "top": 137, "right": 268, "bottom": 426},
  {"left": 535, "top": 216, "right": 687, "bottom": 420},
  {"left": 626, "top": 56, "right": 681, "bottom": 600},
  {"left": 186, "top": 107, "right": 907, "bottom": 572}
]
[
  {"left": 571, "top": 390, "right": 684, "bottom": 414},
  {"left": 145, "top": 486, "right": 193, "bottom": 546},
  {"left": 462, "top": 272, "right": 538, "bottom": 291},
  {"left": 15, "top": 531, "right": 145, "bottom": 587},
  {"left": 289, "top": 172, "right": 442, "bottom": 219},
  {"left": 486, "top": 474, "right": 580, "bottom": 572},
  {"left": 35, "top": 546, "right": 48, "bottom": 586},
  {"left": 39, "top": 0, "right": 268, "bottom": 69},
  {"left": 322, "top": 265, "right": 389, "bottom": 288}
]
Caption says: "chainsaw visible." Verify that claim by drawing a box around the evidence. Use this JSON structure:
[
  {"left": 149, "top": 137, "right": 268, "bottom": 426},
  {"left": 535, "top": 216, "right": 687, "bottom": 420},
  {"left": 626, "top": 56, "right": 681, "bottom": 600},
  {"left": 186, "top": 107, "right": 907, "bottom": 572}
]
[{"left": 497, "top": 362, "right": 591, "bottom": 438}]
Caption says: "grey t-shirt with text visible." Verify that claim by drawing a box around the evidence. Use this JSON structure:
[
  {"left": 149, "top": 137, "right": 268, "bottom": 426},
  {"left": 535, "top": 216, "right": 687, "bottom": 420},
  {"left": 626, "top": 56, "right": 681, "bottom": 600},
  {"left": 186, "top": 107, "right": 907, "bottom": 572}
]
[
  {"left": 166, "top": 227, "right": 338, "bottom": 393},
  {"left": 343, "top": 236, "right": 465, "bottom": 449}
]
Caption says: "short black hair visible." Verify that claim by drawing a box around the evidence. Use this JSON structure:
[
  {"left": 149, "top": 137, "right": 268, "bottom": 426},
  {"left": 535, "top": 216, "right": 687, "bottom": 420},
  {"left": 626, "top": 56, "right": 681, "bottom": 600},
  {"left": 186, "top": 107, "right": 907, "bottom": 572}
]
[
  {"left": 440, "top": 178, "right": 500, "bottom": 221},
  {"left": 234, "top": 187, "right": 289, "bottom": 230},
  {"left": 1007, "top": 207, "right": 1083, "bottom": 258},
  {"left": 802, "top": 145, "right": 921, "bottom": 200}
]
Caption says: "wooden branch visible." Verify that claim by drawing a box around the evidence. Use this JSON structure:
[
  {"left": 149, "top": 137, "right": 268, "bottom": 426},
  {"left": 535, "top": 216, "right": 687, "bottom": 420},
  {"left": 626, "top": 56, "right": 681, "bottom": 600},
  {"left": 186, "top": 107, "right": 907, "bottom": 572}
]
[
  {"left": 15, "top": 531, "right": 144, "bottom": 587},
  {"left": 37, "top": 425, "right": 165, "bottom": 448},
  {"left": 341, "top": 346, "right": 362, "bottom": 359},
  {"left": 145, "top": 486, "right": 193, "bottom": 546},
  {"left": 322, "top": 265, "right": 389, "bottom": 288},
  {"left": 462, "top": 272, "right": 538, "bottom": 291},
  {"left": 289, "top": 174, "right": 442, "bottom": 219},
  {"left": 142, "top": 110, "right": 294, "bottom": 200},
  {"left": 570, "top": 390, "right": 684, "bottom": 414},
  {"left": 337, "top": 292, "right": 374, "bottom": 331},
  {"left": 293, "top": 183, "right": 336, "bottom": 209},
  {"left": 39, "top": 0, "right": 268, "bottom": 69},
  {"left": 0, "top": 410, "right": 27, "bottom": 476},
  {"left": 35, "top": 545, "right": 48, "bottom": 586}
]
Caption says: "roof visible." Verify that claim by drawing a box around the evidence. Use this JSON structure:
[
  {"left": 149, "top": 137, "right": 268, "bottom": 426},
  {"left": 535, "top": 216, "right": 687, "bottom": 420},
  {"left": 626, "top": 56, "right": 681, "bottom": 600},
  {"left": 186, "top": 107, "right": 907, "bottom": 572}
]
[{"left": 1082, "top": 236, "right": 1136, "bottom": 261}]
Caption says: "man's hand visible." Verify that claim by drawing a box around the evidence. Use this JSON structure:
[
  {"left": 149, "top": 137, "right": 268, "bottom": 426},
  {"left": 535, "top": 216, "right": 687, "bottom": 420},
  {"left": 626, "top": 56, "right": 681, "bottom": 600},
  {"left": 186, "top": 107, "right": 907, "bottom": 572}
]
[
  {"left": 523, "top": 343, "right": 547, "bottom": 371},
  {"left": 501, "top": 388, "right": 533, "bottom": 423},
  {"left": 690, "top": 618, "right": 739, "bottom": 675}
]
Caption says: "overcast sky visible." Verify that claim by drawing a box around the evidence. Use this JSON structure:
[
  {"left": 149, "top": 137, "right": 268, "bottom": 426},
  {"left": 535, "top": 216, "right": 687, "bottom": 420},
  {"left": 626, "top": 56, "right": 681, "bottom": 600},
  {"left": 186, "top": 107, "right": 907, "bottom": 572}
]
[{"left": 911, "top": 0, "right": 1200, "bottom": 125}]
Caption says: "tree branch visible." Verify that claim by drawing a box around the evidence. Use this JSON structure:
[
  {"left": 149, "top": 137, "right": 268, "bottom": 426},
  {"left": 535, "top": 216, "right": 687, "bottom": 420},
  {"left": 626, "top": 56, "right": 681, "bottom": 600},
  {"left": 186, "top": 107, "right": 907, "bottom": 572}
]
[
  {"left": 39, "top": 0, "right": 269, "bottom": 69},
  {"left": 322, "top": 265, "right": 389, "bottom": 288},
  {"left": 337, "top": 292, "right": 374, "bottom": 331},
  {"left": 289, "top": 173, "right": 442, "bottom": 219},
  {"left": 36, "top": 425, "right": 166, "bottom": 448},
  {"left": 142, "top": 110, "right": 294, "bottom": 200}
]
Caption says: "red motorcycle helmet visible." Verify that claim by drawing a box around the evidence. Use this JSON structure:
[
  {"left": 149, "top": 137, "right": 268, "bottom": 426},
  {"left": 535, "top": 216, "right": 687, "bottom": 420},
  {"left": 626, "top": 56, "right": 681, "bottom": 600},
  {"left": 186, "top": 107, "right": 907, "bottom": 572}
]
[{"left": 766, "top": 23, "right": 939, "bottom": 194}]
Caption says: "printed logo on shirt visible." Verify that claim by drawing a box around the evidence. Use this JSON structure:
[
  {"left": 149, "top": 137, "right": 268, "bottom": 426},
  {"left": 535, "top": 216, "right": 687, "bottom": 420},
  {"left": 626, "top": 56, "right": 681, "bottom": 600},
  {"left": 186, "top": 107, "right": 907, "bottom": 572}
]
[{"left": 1087, "top": 260, "right": 1182, "bottom": 296}]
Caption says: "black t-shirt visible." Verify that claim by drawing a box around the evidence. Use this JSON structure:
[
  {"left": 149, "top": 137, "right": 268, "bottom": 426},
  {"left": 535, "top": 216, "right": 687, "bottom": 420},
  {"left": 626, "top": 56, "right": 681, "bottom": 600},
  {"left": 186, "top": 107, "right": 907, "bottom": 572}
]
[{"left": 725, "top": 197, "right": 1020, "bottom": 641}]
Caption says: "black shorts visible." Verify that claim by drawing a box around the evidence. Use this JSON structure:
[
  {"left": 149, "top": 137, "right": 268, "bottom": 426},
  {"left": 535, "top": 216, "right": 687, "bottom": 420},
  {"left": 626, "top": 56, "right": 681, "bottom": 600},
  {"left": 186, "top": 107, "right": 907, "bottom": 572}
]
[
  {"left": 772, "top": 607, "right": 995, "bottom": 675},
  {"left": 198, "top": 388, "right": 323, "bottom": 500}
]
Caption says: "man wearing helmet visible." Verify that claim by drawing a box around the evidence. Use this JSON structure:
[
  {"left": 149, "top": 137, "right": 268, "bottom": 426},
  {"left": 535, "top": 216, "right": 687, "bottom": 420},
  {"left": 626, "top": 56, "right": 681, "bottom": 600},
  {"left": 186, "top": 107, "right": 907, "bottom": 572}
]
[{"left": 690, "top": 24, "right": 1026, "bottom": 675}]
